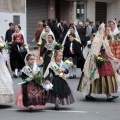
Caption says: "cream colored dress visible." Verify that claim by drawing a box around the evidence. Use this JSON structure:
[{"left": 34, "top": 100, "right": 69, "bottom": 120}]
[{"left": 0, "top": 52, "right": 14, "bottom": 103}]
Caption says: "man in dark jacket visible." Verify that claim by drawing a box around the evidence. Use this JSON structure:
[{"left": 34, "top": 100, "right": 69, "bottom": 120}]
[
  {"left": 51, "top": 19, "right": 60, "bottom": 42},
  {"left": 59, "top": 20, "right": 69, "bottom": 43},
  {"left": 77, "top": 22, "right": 86, "bottom": 50},
  {"left": 5, "top": 23, "right": 15, "bottom": 43}
]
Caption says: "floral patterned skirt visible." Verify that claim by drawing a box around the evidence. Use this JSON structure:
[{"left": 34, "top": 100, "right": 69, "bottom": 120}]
[{"left": 16, "top": 82, "right": 47, "bottom": 108}]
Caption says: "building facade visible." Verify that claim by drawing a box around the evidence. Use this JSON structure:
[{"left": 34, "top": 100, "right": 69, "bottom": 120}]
[
  {"left": 77, "top": 0, "right": 120, "bottom": 24},
  {"left": 0, "top": 0, "right": 120, "bottom": 43},
  {"left": 0, "top": 0, "right": 26, "bottom": 40}
]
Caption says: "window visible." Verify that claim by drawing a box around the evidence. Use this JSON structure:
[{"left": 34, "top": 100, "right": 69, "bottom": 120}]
[
  {"left": 76, "top": 2, "right": 86, "bottom": 22},
  {"left": 13, "top": 15, "right": 20, "bottom": 25}
]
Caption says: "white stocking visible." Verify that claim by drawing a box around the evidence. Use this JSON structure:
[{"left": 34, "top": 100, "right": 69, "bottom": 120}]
[
  {"left": 15, "top": 69, "right": 18, "bottom": 76},
  {"left": 55, "top": 97, "right": 59, "bottom": 107},
  {"left": 73, "top": 65, "right": 77, "bottom": 75},
  {"left": 69, "top": 66, "right": 73, "bottom": 77}
]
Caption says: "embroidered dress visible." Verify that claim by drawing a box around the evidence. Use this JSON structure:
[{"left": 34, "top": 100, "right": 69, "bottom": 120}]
[
  {"left": 16, "top": 64, "right": 47, "bottom": 108},
  {"left": 77, "top": 23, "right": 118, "bottom": 96},
  {"left": 44, "top": 61, "right": 75, "bottom": 105},
  {"left": 0, "top": 52, "right": 14, "bottom": 103},
  {"left": 77, "top": 45, "right": 118, "bottom": 94},
  {"left": 109, "top": 42, "right": 120, "bottom": 60},
  {"left": 109, "top": 20, "right": 120, "bottom": 60}
]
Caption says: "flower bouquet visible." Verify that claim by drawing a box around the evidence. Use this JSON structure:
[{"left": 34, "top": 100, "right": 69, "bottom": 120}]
[
  {"left": 54, "top": 43, "right": 62, "bottom": 50},
  {"left": 48, "top": 43, "right": 62, "bottom": 57},
  {"left": 62, "top": 58, "right": 73, "bottom": 69},
  {"left": 94, "top": 55, "right": 107, "bottom": 67},
  {"left": 37, "top": 41, "right": 42, "bottom": 46},
  {"left": 0, "top": 42, "right": 4, "bottom": 49},
  {"left": 19, "top": 45, "right": 28, "bottom": 53},
  {"left": 33, "top": 72, "right": 45, "bottom": 85}
]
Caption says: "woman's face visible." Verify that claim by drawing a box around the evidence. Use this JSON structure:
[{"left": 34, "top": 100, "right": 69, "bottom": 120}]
[
  {"left": 15, "top": 25, "right": 20, "bottom": 32},
  {"left": 70, "top": 27, "right": 75, "bottom": 33},
  {"left": 45, "top": 26, "right": 50, "bottom": 32},
  {"left": 28, "top": 56, "right": 35, "bottom": 66},
  {"left": 105, "top": 27, "right": 111, "bottom": 36},
  {"left": 110, "top": 22, "right": 115, "bottom": 30},
  {"left": 55, "top": 52, "right": 63, "bottom": 62},
  {"left": 47, "top": 36, "right": 53, "bottom": 43}
]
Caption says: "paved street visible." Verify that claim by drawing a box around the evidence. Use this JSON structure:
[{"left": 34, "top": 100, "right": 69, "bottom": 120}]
[{"left": 0, "top": 66, "right": 120, "bottom": 120}]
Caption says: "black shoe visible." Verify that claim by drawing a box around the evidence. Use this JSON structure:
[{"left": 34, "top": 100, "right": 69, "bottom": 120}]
[
  {"left": 54, "top": 106, "right": 59, "bottom": 110},
  {"left": 69, "top": 76, "right": 73, "bottom": 79},
  {"left": 73, "top": 75, "right": 76, "bottom": 78},
  {"left": 85, "top": 95, "right": 97, "bottom": 101},
  {"left": 13, "top": 74, "right": 18, "bottom": 78},
  {"left": 107, "top": 96, "right": 119, "bottom": 102},
  {"left": 28, "top": 108, "right": 33, "bottom": 112}
]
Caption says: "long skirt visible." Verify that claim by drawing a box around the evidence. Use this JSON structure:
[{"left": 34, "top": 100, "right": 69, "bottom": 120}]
[
  {"left": 77, "top": 54, "right": 118, "bottom": 94},
  {"left": 16, "top": 82, "right": 47, "bottom": 108},
  {"left": 47, "top": 76, "right": 75, "bottom": 105},
  {"left": 0, "top": 59, "right": 14, "bottom": 103}
]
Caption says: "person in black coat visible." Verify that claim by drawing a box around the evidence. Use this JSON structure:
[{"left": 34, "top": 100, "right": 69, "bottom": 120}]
[
  {"left": 77, "top": 22, "right": 86, "bottom": 50},
  {"left": 63, "top": 33, "right": 85, "bottom": 79},
  {"left": 50, "top": 19, "right": 60, "bottom": 42},
  {"left": 5, "top": 23, "right": 15, "bottom": 43},
  {"left": 10, "top": 35, "right": 27, "bottom": 78},
  {"left": 59, "top": 20, "right": 69, "bottom": 43}
]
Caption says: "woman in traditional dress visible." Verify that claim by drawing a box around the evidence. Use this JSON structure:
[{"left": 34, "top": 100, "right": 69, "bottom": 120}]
[
  {"left": 0, "top": 37, "right": 12, "bottom": 72},
  {"left": 0, "top": 42, "right": 14, "bottom": 104},
  {"left": 109, "top": 20, "right": 120, "bottom": 60},
  {"left": 40, "top": 34, "right": 57, "bottom": 74},
  {"left": 77, "top": 24, "right": 119, "bottom": 101},
  {"left": 16, "top": 53, "right": 47, "bottom": 110},
  {"left": 38, "top": 25, "right": 55, "bottom": 63},
  {"left": 63, "top": 33, "right": 85, "bottom": 78},
  {"left": 44, "top": 50, "right": 75, "bottom": 110},
  {"left": 12, "top": 25, "right": 24, "bottom": 44}
]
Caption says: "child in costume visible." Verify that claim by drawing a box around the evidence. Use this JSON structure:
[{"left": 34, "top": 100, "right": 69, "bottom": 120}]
[
  {"left": 16, "top": 53, "right": 47, "bottom": 110},
  {"left": 44, "top": 50, "right": 75, "bottom": 110}
]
